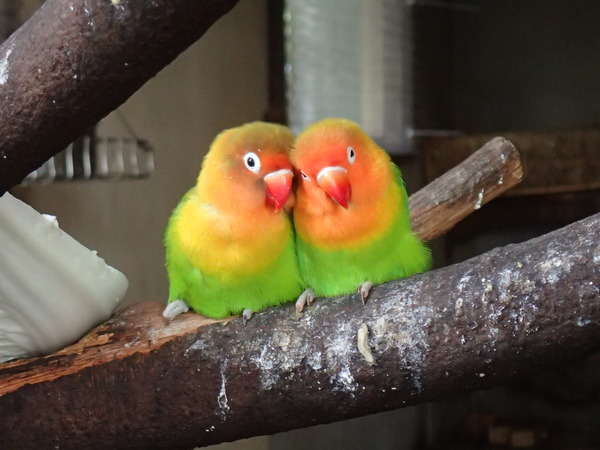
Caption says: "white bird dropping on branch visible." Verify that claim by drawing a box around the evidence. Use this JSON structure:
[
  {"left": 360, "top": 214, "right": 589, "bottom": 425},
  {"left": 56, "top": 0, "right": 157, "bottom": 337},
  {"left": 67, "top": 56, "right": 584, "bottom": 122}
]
[
  {"left": 0, "top": 193, "right": 129, "bottom": 362},
  {"left": 357, "top": 323, "right": 375, "bottom": 365}
]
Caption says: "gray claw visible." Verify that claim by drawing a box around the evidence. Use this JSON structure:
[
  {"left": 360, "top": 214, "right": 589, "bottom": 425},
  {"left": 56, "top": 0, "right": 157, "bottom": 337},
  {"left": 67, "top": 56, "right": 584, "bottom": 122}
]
[
  {"left": 163, "top": 299, "right": 190, "bottom": 320},
  {"left": 242, "top": 309, "right": 254, "bottom": 326},
  {"left": 295, "top": 288, "right": 316, "bottom": 314}
]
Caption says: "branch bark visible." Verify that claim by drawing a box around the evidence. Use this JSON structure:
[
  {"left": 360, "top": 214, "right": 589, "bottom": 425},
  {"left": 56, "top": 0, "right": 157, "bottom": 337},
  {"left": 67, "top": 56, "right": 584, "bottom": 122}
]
[
  {"left": 0, "top": 138, "right": 537, "bottom": 449},
  {"left": 4, "top": 137, "right": 597, "bottom": 450},
  {"left": 0, "top": 212, "right": 598, "bottom": 449},
  {"left": 0, "top": 0, "right": 240, "bottom": 195},
  {"left": 409, "top": 136, "right": 523, "bottom": 241}
]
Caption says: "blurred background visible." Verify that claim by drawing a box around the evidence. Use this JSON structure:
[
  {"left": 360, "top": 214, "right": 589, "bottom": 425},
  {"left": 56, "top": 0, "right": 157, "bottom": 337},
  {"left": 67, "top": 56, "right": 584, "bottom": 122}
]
[{"left": 5, "top": 0, "right": 600, "bottom": 448}]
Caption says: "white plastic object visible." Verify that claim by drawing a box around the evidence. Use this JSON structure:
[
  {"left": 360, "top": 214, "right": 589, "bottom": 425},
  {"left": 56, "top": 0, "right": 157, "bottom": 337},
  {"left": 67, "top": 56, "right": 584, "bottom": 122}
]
[{"left": 0, "top": 193, "right": 129, "bottom": 362}]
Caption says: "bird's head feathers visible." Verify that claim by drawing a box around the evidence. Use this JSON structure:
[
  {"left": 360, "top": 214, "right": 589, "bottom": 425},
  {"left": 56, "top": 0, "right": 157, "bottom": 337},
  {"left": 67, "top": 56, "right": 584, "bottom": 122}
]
[
  {"left": 291, "top": 118, "right": 393, "bottom": 212},
  {"left": 197, "top": 122, "right": 295, "bottom": 213}
]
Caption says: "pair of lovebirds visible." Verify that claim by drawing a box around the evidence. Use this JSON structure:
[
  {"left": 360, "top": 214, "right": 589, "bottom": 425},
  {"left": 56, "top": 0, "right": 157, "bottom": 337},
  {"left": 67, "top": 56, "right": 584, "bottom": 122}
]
[{"left": 163, "top": 118, "right": 431, "bottom": 322}]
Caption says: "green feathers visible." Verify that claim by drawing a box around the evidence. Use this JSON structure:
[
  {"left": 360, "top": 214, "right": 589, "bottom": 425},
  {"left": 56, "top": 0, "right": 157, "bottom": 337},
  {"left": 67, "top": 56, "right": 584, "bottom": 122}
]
[
  {"left": 295, "top": 167, "right": 431, "bottom": 298},
  {"left": 291, "top": 118, "right": 431, "bottom": 298},
  {"left": 165, "top": 190, "right": 301, "bottom": 318},
  {"left": 164, "top": 119, "right": 431, "bottom": 320},
  {"left": 164, "top": 122, "right": 302, "bottom": 319}
]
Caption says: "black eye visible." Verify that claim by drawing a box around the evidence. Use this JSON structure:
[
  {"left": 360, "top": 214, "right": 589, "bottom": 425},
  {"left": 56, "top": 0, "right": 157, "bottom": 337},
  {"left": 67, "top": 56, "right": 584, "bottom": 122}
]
[
  {"left": 243, "top": 152, "right": 261, "bottom": 173},
  {"left": 301, "top": 172, "right": 309, "bottom": 180},
  {"left": 347, "top": 146, "right": 356, "bottom": 164}
]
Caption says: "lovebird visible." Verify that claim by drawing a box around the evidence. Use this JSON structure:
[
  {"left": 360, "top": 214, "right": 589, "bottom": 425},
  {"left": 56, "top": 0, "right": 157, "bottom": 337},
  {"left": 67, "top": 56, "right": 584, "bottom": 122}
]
[
  {"left": 163, "top": 122, "right": 303, "bottom": 322},
  {"left": 291, "top": 118, "right": 431, "bottom": 309}
]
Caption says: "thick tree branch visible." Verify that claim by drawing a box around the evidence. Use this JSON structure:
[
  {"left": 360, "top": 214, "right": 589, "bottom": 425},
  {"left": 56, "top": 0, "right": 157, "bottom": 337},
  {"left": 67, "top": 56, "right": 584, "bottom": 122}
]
[
  {"left": 0, "top": 138, "right": 533, "bottom": 448},
  {"left": 2, "top": 139, "right": 597, "bottom": 450},
  {"left": 0, "top": 211, "right": 598, "bottom": 449},
  {"left": 0, "top": 0, "right": 240, "bottom": 195}
]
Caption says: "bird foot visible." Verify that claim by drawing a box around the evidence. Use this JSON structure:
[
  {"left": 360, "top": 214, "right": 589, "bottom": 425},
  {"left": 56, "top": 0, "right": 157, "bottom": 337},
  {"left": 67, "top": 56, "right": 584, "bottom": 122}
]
[
  {"left": 242, "top": 309, "right": 254, "bottom": 326},
  {"left": 358, "top": 281, "right": 373, "bottom": 305},
  {"left": 295, "top": 288, "right": 316, "bottom": 318},
  {"left": 163, "top": 299, "right": 190, "bottom": 320}
]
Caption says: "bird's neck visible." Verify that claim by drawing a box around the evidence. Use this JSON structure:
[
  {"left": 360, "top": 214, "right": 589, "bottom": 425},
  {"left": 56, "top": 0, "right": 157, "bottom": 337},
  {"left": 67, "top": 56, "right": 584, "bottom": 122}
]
[{"left": 295, "top": 178, "right": 402, "bottom": 251}]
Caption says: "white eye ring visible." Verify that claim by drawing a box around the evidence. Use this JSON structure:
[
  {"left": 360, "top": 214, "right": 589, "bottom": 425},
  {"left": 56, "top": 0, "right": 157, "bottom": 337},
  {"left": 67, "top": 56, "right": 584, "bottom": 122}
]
[
  {"left": 301, "top": 171, "right": 310, "bottom": 180},
  {"left": 347, "top": 146, "right": 356, "bottom": 164},
  {"left": 243, "top": 152, "right": 261, "bottom": 173}
]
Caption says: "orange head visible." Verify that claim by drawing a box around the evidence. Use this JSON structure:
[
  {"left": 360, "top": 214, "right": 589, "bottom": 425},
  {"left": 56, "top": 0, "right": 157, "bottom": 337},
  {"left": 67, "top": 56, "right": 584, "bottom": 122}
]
[
  {"left": 291, "top": 118, "right": 391, "bottom": 214},
  {"left": 197, "top": 122, "right": 295, "bottom": 213}
]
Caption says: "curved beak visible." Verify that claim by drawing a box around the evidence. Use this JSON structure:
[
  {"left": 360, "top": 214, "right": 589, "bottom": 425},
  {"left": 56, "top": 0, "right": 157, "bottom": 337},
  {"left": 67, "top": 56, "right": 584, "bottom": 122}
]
[
  {"left": 264, "top": 169, "right": 294, "bottom": 212},
  {"left": 317, "top": 166, "right": 351, "bottom": 209}
]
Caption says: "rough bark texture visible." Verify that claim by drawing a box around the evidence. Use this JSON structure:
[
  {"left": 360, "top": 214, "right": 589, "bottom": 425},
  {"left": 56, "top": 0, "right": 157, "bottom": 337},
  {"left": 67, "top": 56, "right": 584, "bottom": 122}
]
[
  {"left": 0, "top": 0, "right": 240, "bottom": 195},
  {"left": 0, "top": 137, "right": 527, "bottom": 448},
  {"left": 409, "top": 136, "right": 523, "bottom": 242},
  {"left": 0, "top": 136, "right": 523, "bottom": 388},
  {"left": 0, "top": 212, "right": 598, "bottom": 449}
]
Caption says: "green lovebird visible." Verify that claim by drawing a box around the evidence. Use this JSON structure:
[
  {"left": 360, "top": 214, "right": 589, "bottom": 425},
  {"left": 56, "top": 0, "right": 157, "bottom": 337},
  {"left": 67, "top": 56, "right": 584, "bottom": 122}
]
[
  {"left": 291, "top": 118, "right": 431, "bottom": 308},
  {"left": 163, "top": 122, "right": 303, "bottom": 321}
]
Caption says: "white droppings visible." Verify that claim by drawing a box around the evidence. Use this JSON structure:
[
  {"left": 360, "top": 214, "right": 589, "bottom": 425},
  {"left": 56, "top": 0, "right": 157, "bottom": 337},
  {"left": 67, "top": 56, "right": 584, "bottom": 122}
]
[
  {"left": 497, "top": 176, "right": 504, "bottom": 185},
  {"left": 250, "top": 346, "right": 278, "bottom": 390},
  {"left": 306, "top": 350, "right": 323, "bottom": 370},
  {"left": 251, "top": 320, "right": 353, "bottom": 390},
  {"left": 0, "top": 48, "right": 12, "bottom": 85},
  {"left": 496, "top": 268, "right": 513, "bottom": 292},
  {"left": 185, "top": 339, "right": 207, "bottom": 356},
  {"left": 193, "top": 279, "right": 438, "bottom": 398},
  {"left": 217, "top": 362, "right": 230, "bottom": 418},
  {"left": 576, "top": 318, "right": 592, "bottom": 327},
  {"left": 370, "top": 282, "right": 432, "bottom": 392},
  {"left": 474, "top": 189, "right": 484, "bottom": 210},
  {"left": 593, "top": 245, "right": 600, "bottom": 265},
  {"left": 272, "top": 329, "right": 291, "bottom": 350},
  {"left": 454, "top": 298, "right": 464, "bottom": 317},
  {"left": 333, "top": 366, "right": 357, "bottom": 392},
  {"left": 538, "top": 255, "right": 573, "bottom": 284},
  {"left": 270, "top": 300, "right": 424, "bottom": 393},
  {"left": 298, "top": 313, "right": 316, "bottom": 329},
  {"left": 457, "top": 272, "right": 473, "bottom": 293},
  {"left": 325, "top": 321, "right": 359, "bottom": 392}
]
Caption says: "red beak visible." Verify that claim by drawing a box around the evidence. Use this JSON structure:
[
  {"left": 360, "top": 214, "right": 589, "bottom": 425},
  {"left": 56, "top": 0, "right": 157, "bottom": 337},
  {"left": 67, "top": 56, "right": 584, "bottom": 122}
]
[
  {"left": 317, "top": 166, "right": 351, "bottom": 209},
  {"left": 264, "top": 169, "right": 293, "bottom": 212}
]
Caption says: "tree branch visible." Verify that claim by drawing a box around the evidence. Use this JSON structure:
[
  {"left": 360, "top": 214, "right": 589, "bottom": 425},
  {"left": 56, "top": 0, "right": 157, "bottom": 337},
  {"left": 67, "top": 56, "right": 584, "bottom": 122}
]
[
  {"left": 0, "top": 210, "right": 598, "bottom": 449},
  {"left": 3, "top": 138, "right": 598, "bottom": 450},
  {"left": 409, "top": 136, "right": 523, "bottom": 242},
  {"left": 0, "top": 0, "right": 240, "bottom": 195},
  {"left": 0, "top": 138, "right": 531, "bottom": 448}
]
